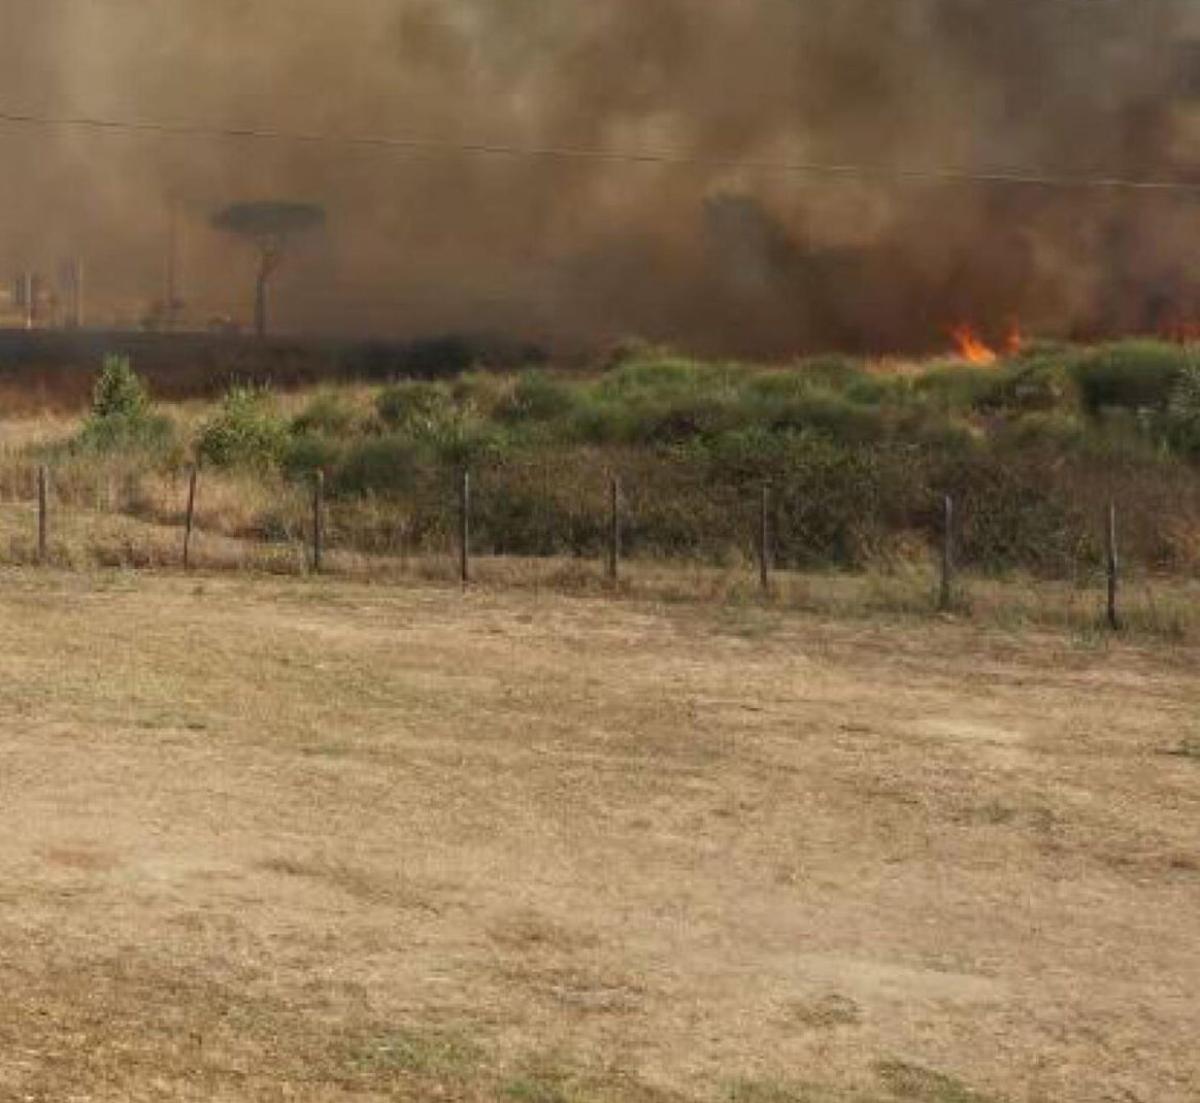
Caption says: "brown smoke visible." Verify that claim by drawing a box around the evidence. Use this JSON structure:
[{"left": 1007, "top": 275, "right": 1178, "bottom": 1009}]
[{"left": 2, "top": 0, "right": 1198, "bottom": 355}]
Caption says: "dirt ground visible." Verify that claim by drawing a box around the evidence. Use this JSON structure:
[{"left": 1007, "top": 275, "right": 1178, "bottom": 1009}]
[{"left": 0, "top": 571, "right": 1195, "bottom": 1102}]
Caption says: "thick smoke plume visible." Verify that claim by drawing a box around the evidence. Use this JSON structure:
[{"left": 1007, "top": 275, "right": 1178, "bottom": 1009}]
[{"left": 2, "top": 0, "right": 1199, "bottom": 355}]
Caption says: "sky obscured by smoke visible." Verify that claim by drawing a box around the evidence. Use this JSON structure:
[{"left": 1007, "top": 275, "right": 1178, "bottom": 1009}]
[{"left": 2, "top": 0, "right": 1198, "bottom": 354}]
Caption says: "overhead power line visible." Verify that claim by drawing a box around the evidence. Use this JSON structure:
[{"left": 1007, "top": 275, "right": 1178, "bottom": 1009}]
[{"left": 0, "top": 106, "right": 1198, "bottom": 195}]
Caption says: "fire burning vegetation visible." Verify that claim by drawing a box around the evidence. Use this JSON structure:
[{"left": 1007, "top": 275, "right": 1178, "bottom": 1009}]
[{"left": 949, "top": 322, "right": 1025, "bottom": 366}]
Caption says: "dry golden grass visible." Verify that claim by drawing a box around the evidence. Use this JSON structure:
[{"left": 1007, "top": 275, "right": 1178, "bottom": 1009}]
[{"left": 0, "top": 571, "right": 1195, "bottom": 1101}]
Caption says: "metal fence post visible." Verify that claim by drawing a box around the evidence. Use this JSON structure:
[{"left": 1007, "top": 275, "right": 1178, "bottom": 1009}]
[
  {"left": 1106, "top": 501, "right": 1120, "bottom": 631},
  {"left": 37, "top": 465, "right": 48, "bottom": 565},
  {"left": 608, "top": 474, "right": 621, "bottom": 583},
  {"left": 459, "top": 468, "right": 471, "bottom": 586},
  {"left": 183, "top": 465, "right": 199, "bottom": 571},
  {"left": 312, "top": 469, "right": 325, "bottom": 573},
  {"left": 939, "top": 494, "right": 954, "bottom": 612},
  {"left": 759, "top": 485, "right": 771, "bottom": 595}
]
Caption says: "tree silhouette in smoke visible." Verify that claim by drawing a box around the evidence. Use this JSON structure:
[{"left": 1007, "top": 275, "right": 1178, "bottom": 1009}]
[{"left": 213, "top": 201, "right": 326, "bottom": 338}]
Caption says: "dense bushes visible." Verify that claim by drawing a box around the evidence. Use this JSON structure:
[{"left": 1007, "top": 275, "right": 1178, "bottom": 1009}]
[
  {"left": 54, "top": 342, "right": 1200, "bottom": 576},
  {"left": 230, "top": 342, "right": 1200, "bottom": 572}
]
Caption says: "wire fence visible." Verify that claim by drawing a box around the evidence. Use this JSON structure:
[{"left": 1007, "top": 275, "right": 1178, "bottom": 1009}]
[{"left": 0, "top": 458, "right": 1148, "bottom": 632}]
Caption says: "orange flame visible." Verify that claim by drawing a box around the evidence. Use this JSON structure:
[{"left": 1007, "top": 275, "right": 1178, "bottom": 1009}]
[
  {"left": 947, "top": 320, "right": 1024, "bottom": 364},
  {"left": 950, "top": 324, "right": 997, "bottom": 366}
]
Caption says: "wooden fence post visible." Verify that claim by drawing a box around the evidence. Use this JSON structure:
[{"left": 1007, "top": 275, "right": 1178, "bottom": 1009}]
[
  {"left": 459, "top": 468, "right": 471, "bottom": 587},
  {"left": 608, "top": 474, "right": 621, "bottom": 583},
  {"left": 37, "top": 465, "right": 48, "bottom": 566},
  {"left": 759, "top": 485, "right": 771, "bottom": 595},
  {"left": 312, "top": 469, "right": 325, "bottom": 573},
  {"left": 183, "top": 465, "right": 199, "bottom": 571},
  {"left": 939, "top": 494, "right": 954, "bottom": 612},
  {"left": 1106, "top": 500, "right": 1120, "bottom": 631}
]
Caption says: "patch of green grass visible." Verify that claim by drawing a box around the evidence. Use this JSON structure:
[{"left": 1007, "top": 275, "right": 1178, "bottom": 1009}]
[
  {"left": 503, "top": 1072, "right": 573, "bottom": 1103},
  {"left": 875, "top": 1060, "right": 1000, "bottom": 1103},
  {"left": 348, "top": 1026, "right": 484, "bottom": 1081},
  {"left": 724, "top": 1080, "right": 863, "bottom": 1103},
  {"left": 291, "top": 389, "right": 363, "bottom": 438},
  {"left": 725, "top": 1082, "right": 806, "bottom": 1103},
  {"left": 501, "top": 1056, "right": 691, "bottom": 1103}
]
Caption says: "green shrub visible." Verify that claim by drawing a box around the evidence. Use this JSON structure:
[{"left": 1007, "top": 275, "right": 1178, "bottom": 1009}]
[
  {"left": 844, "top": 372, "right": 911, "bottom": 406},
  {"left": 626, "top": 393, "right": 750, "bottom": 444},
  {"left": 451, "top": 371, "right": 512, "bottom": 417},
  {"left": 601, "top": 336, "right": 672, "bottom": 369},
  {"left": 375, "top": 379, "right": 510, "bottom": 464},
  {"left": 597, "top": 355, "right": 740, "bottom": 402},
  {"left": 910, "top": 365, "right": 1000, "bottom": 413},
  {"left": 744, "top": 359, "right": 867, "bottom": 402},
  {"left": 743, "top": 372, "right": 812, "bottom": 403},
  {"left": 567, "top": 398, "right": 639, "bottom": 445},
  {"left": 905, "top": 414, "right": 980, "bottom": 453},
  {"left": 1166, "top": 361, "right": 1200, "bottom": 456},
  {"left": 197, "top": 385, "right": 289, "bottom": 469},
  {"left": 982, "top": 357, "right": 1079, "bottom": 413},
  {"left": 760, "top": 389, "right": 888, "bottom": 444},
  {"left": 791, "top": 353, "right": 868, "bottom": 390},
  {"left": 941, "top": 451, "right": 1097, "bottom": 574},
  {"left": 1001, "top": 411, "right": 1088, "bottom": 449},
  {"left": 282, "top": 434, "right": 344, "bottom": 479},
  {"left": 375, "top": 381, "right": 455, "bottom": 430},
  {"left": 470, "top": 459, "right": 611, "bottom": 557},
  {"left": 424, "top": 416, "right": 511, "bottom": 467},
  {"left": 91, "top": 355, "right": 149, "bottom": 420},
  {"left": 1073, "top": 340, "right": 1193, "bottom": 414},
  {"left": 77, "top": 411, "right": 178, "bottom": 457},
  {"left": 331, "top": 435, "right": 424, "bottom": 496},
  {"left": 1012, "top": 338, "right": 1076, "bottom": 362},
  {"left": 691, "top": 427, "right": 792, "bottom": 482},
  {"left": 291, "top": 391, "right": 360, "bottom": 438},
  {"left": 496, "top": 371, "right": 579, "bottom": 424}
]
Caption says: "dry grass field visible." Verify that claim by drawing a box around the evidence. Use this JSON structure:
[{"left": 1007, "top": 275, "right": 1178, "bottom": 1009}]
[{"left": 0, "top": 571, "right": 1196, "bottom": 1102}]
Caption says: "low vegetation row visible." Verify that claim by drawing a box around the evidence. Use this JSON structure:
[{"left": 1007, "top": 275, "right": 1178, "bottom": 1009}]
[{"left": 21, "top": 339, "right": 1200, "bottom": 576}]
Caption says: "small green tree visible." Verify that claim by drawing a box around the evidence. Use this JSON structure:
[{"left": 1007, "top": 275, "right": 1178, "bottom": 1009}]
[
  {"left": 197, "top": 384, "right": 289, "bottom": 469},
  {"left": 91, "top": 355, "right": 149, "bottom": 420},
  {"left": 76, "top": 354, "right": 177, "bottom": 457}
]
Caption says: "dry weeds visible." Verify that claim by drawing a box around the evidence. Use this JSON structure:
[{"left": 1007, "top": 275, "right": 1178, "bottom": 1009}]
[{"left": 0, "top": 572, "right": 1195, "bottom": 1101}]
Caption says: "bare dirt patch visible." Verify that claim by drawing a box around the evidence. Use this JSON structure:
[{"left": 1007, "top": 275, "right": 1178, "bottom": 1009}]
[{"left": 0, "top": 572, "right": 1195, "bottom": 1101}]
